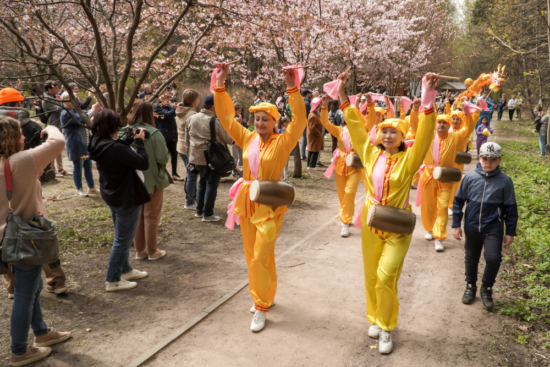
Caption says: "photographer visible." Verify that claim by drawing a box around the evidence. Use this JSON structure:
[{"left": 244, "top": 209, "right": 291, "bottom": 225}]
[
  {"left": 154, "top": 92, "right": 179, "bottom": 181},
  {"left": 88, "top": 109, "right": 151, "bottom": 292}
]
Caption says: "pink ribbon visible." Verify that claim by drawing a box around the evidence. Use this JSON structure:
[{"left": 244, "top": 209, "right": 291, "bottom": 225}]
[
  {"left": 342, "top": 126, "right": 351, "bottom": 153},
  {"left": 404, "top": 139, "right": 414, "bottom": 150},
  {"left": 210, "top": 68, "right": 221, "bottom": 93},
  {"left": 370, "top": 126, "right": 377, "bottom": 145},
  {"left": 323, "top": 79, "right": 340, "bottom": 100},
  {"left": 401, "top": 97, "right": 413, "bottom": 112},
  {"left": 433, "top": 134, "right": 441, "bottom": 166},
  {"left": 462, "top": 101, "right": 482, "bottom": 115},
  {"left": 421, "top": 77, "right": 438, "bottom": 110},
  {"left": 311, "top": 97, "right": 322, "bottom": 112},
  {"left": 477, "top": 98, "right": 489, "bottom": 112},
  {"left": 284, "top": 64, "right": 306, "bottom": 90},
  {"left": 349, "top": 95, "right": 357, "bottom": 106},
  {"left": 324, "top": 149, "right": 342, "bottom": 179},
  {"left": 371, "top": 95, "right": 395, "bottom": 117},
  {"left": 354, "top": 204, "right": 364, "bottom": 228}
]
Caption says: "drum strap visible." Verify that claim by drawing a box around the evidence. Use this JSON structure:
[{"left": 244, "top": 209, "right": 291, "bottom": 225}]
[
  {"left": 369, "top": 126, "right": 377, "bottom": 145},
  {"left": 342, "top": 126, "right": 351, "bottom": 153}
]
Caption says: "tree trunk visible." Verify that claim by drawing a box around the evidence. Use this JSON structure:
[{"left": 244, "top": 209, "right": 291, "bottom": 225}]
[
  {"left": 521, "top": 56, "right": 535, "bottom": 120},
  {"left": 292, "top": 141, "right": 302, "bottom": 178}
]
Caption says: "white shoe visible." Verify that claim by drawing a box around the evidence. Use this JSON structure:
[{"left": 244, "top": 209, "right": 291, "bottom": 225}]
[
  {"left": 368, "top": 324, "right": 381, "bottom": 339},
  {"left": 121, "top": 269, "right": 148, "bottom": 281},
  {"left": 8, "top": 293, "right": 14, "bottom": 299},
  {"left": 105, "top": 279, "right": 137, "bottom": 292},
  {"left": 379, "top": 330, "right": 393, "bottom": 354},
  {"left": 194, "top": 213, "right": 202, "bottom": 218},
  {"left": 184, "top": 203, "right": 197, "bottom": 210},
  {"left": 424, "top": 232, "right": 434, "bottom": 241},
  {"left": 87, "top": 188, "right": 97, "bottom": 195},
  {"left": 250, "top": 301, "right": 275, "bottom": 313},
  {"left": 435, "top": 239, "right": 444, "bottom": 252},
  {"left": 340, "top": 224, "right": 350, "bottom": 237},
  {"left": 55, "top": 171, "right": 63, "bottom": 178},
  {"left": 410, "top": 184, "right": 418, "bottom": 189},
  {"left": 448, "top": 208, "right": 453, "bottom": 216},
  {"left": 75, "top": 189, "right": 88, "bottom": 197},
  {"left": 250, "top": 310, "right": 266, "bottom": 332},
  {"left": 202, "top": 215, "right": 221, "bottom": 222}
]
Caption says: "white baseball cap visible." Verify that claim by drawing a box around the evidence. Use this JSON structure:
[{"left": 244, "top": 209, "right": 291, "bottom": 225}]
[{"left": 479, "top": 142, "right": 502, "bottom": 158}]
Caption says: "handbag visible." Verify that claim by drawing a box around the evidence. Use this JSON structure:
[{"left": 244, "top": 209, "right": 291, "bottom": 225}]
[
  {"left": 1, "top": 158, "right": 59, "bottom": 265},
  {"left": 204, "top": 117, "right": 235, "bottom": 177}
]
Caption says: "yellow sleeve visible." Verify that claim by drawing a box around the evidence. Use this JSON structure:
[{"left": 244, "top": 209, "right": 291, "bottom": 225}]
[
  {"left": 343, "top": 102, "right": 376, "bottom": 170},
  {"left": 280, "top": 86, "right": 308, "bottom": 155},
  {"left": 320, "top": 107, "right": 340, "bottom": 138},
  {"left": 408, "top": 107, "right": 420, "bottom": 136},
  {"left": 400, "top": 103, "right": 405, "bottom": 118},
  {"left": 213, "top": 87, "right": 251, "bottom": 148},
  {"left": 405, "top": 108, "right": 436, "bottom": 173},
  {"left": 386, "top": 105, "right": 392, "bottom": 118},
  {"left": 365, "top": 102, "right": 377, "bottom": 131},
  {"left": 445, "top": 101, "right": 451, "bottom": 114},
  {"left": 456, "top": 109, "right": 478, "bottom": 141}
]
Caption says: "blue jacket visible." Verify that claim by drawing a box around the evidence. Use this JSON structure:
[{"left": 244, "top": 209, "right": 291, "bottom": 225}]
[
  {"left": 60, "top": 109, "right": 89, "bottom": 161},
  {"left": 453, "top": 163, "right": 518, "bottom": 236},
  {"left": 154, "top": 105, "right": 177, "bottom": 141}
]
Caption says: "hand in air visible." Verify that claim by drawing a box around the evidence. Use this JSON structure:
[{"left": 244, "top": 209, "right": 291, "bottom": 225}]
[
  {"left": 214, "top": 63, "right": 230, "bottom": 88},
  {"left": 355, "top": 94, "right": 362, "bottom": 109},
  {"left": 424, "top": 73, "right": 440, "bottom": 90},
  {"left": 282, "top": 68, "right": 296, "bottom": 89},
  {"left": 365, "top": 92, "right": 373, "bottom": 104},
  {"left": 412, "top": 97, "right": 421, "bottom": 109},
  {"left": 321, "top": 94, "right": 329, "bottom": 108}
]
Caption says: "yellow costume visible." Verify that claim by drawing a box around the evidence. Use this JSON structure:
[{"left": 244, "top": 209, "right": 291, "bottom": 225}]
[
  {"left": 214, "top": 85, "right": 306, "bottom": 312},
  {"left": 319, "top": 107, "right": 362, "bottom": 225},
  {"left": 343, "top": 99, "right": 436, "bottom": 331}
]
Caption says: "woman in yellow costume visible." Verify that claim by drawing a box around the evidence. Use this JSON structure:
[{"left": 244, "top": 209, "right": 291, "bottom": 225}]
[
  {"left": 213, "top": 63, "right": 306, "bottom": 332},
  {"left": 337, "top": 71, "right": 440, "bottom": 354}
]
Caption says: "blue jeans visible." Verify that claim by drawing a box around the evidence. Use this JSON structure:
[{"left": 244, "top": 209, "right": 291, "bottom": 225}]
[
  {"left": 497, "top": 107, "right": 504, "bottom": 120},
  {"left": 73, "top": 158, "right": 94, "bottom": 190},
  {"left": 196, "top": 165, "right": 221, "bottom": 217},
  {"left": 539, "top": 134, "right": 548, "bottom": 156},
  {"left": 179, "top": 153, "right": 196, "bottom": 206},
  {"left": 106, "top": 205, "right": 141, "bottom": 282},
  {"left": 10, "top": 264, "right": 49, "bottom": 355},
  {"left": 301, "top": 127, "right": 307, "bottom": 158}
]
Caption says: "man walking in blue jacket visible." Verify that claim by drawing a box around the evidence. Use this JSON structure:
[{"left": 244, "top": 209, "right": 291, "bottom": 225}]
[{"left": 452, "top": 142, "right": 518, "bottom": 312}]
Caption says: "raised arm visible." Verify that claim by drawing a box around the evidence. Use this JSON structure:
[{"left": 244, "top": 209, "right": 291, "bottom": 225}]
[
  {"left": 456, "top": 102, "right": 480, "bottom": 141},
  {"left": 407, "top": 98, "right": 421, "bottom": 136},
  {"left": 277, "top": 69, "right": 307, "bottom": 154},
  {"left": 213, "top": 87, "right": 251, "bottom": 148},
  {"left": 319, "top": 96, "right": 340, "bottom": 138}
]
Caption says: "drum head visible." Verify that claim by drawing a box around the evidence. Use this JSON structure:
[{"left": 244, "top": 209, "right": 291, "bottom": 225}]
[
  {"left": 249, "top": 181, "right": 261, "bottom": 202},
  {"left": 433, "top": 167, "right": 442, "bottom": 180},
  {"left": 345, "top": 154, "right": 354, "bottom": 167}
]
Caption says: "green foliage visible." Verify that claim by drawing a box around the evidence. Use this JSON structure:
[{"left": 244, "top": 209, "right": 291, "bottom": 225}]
[{"left": 515, "top": 334, "right": 531, "bottom": 345}]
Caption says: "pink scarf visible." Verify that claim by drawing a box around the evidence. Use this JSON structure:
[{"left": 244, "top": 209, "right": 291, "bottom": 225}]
[
  {"left": 415, "top": 134, "right": 441, "bottom": 206},
  {"left": 324, "top": 126, "right": 351, "bottom": 178}
]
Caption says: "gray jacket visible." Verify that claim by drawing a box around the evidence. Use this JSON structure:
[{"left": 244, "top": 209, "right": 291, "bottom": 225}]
[
  {"left": 186, "top": 109, "right": 233, "bottom": 166},
  {"left": 41, "top": 92, "right": 62, "bottom": 129},
  {"left": 541, "top": 115, "right": 549, "bottom": 136}
]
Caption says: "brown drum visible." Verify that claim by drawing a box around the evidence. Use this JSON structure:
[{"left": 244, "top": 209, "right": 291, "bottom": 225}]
[
  {"left": 455, "top": 151, "right": 472, "bottom": 165},
  {"left": 366, "top": 205, "right": 416, "bottom": 235},
  {"left": 249, "top": 180, "right": 296, "bottom": 207},
  {"left": 345, "top": 154, "right": 364, "bottom": 169},
  {"left": 433, "top": 166, "right": 462, "bottom": 183}
]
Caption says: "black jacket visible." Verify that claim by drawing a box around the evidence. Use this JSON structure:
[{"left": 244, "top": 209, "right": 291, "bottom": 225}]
[
  {"left": 154, "top": 105, "right": 177, "bottom": 141},
  {"left": 88, "top": 135, "right": 151, "bottom": 208}
]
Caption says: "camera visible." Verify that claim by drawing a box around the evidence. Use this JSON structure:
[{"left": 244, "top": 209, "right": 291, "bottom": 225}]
[{"left": 120, "top": 128, "right": 150, "bottom": 145}]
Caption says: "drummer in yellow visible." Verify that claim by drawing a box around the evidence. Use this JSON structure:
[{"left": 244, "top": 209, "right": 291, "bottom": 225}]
[
  {"left": 418, "top": 102, "right": 479, "bottom": 252},
  {"left": 319, "top": 95, "right": 363, "bottom": 237},
  {"left": 213, "top": 63, "right": 307, "bottom": 332},
  {"left": 337, "top": 72, "right": 440, "bottom": 354}
]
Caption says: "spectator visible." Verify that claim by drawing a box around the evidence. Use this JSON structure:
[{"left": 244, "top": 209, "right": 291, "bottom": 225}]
[
  {"left": 154, "top": 92, "right": 180, "bottom": 181},
  {"left": 60, "top": 92, "right": 99, "bottom": 197},
  {"left": 0, "top": 116, "right": 72, "bottom": 366},
  {"left": 538, "top": 108, "right": 549, "bottom": 157},
  {"left": 88, "top": 109, "right": 151, "bottom": 292},
  {"left": 507, "top": 95, "right": 517, "bottom": 120},
  {"left": 497, "top": 93, "right": 507, "bottom": 121},
  {"left": 119, "top": 101, "right": 171, "bottom": 261},
  {"left": 306, "top": 103, "right": 323, "bottom": 170},
  {"left": 185, "top": 95, "right": 233, "bottom": 222},
  {"left": 275, "top": 91, "right": 285, "bottom": 114},
  {"left": 176, "top": 89, "right": 200, "bottom": 210},
  {"left": 138, "top": 84, "right": 153, "bottom": 100},
  {"left": 313, "top": 87, "right": 320, "bottom": 98},
  {"left": 301, "top": 89, "right": 313, "bottom": 160},
  {"left": 475, "top": 116, "right": 493, "bottom": 156},
  {"left": 68, "top": 83, "right": 93, "bottom": 109},
  {"left": 41, "top": 80, "right": 67, "bottom": 177},
  {"left": 516, "top": 93, "right": 523, "bottom": 119},
  {"left": 168, "top": 87, "right": 178, "bottom": 104},
  {"left": 254, "top": 90, "right": 266, "bottom": 106}
]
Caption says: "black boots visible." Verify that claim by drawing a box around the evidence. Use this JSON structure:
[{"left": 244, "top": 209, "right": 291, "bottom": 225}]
[
  {"left": 462, "top": 283, "right": 477, "bottom": 304},
  {"left": 480, "top": 285, "right": 494, "bottom": 311}
]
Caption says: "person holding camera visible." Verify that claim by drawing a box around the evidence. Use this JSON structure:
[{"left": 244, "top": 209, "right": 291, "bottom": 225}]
[
  {"left": 0, "top": 117, "right": 72, "bottom": 366},
  {"left": 118, "top": 100, "right": 171, "bottom": 261},
  {"left": 88, "top": 109, "right": 151, "bottom": 292},
  {"left": 154, "top": 92, "right": 180, "bottom": 181}
]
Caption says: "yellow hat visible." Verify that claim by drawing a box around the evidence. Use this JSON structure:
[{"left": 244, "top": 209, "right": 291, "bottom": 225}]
[
  {"left": 450, "top": 110, "right": 463, "bottom": 124},
  {"left": 249, "top": 102, "right": 280, "bottom": 122},
  {"left": 374, "top": 107, "right": 385, "bottom": 114},
  {"left": 436, "top": 114, "right": 452, "bottom": 125},
  {"left": 377, "top": 118, "right": 407, "bottom": 137}
]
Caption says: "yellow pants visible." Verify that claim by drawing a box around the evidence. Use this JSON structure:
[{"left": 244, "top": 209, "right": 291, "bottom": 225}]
[
  {"left": 240, "top": 214, "right": 284, "bottom": 312},
  {"left": 335, "top": 171, "right": 362, "bottom": 225},
  {"left": 412, "top": 171, "right": 420, "bottom": 186},
  {"left": 361, "top": 210, "right": 412, "bottom": 331},
  {"left": 448, "top": 163, "right": 464, "bottom": 210},
  {"left": 420, "top": 178, "right": 452, "bottom": 239}
]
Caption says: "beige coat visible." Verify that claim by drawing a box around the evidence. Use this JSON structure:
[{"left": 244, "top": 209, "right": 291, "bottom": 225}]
[
  {"left": 175, "top": 105, "right": 196, "bottom": 155},
  {"left": 186, "top": 109, "right": 233, "bottom": 166}
]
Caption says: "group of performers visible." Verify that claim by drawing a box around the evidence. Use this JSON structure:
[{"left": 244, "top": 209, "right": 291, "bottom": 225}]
[{"left": 211, "top": 63, "right": 501, "bottom": 354}]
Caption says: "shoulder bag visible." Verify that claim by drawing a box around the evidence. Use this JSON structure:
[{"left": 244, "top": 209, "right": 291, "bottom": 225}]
[{"left": 204, "top": 117, "right": 235, "bottom": 177}]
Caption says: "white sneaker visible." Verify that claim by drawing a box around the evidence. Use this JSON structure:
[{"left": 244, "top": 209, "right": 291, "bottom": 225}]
[
  {"left": 340, "top": 224, "right": 350, "bottom": 237},
  {"left": 87, "top": 188, "right": 97, "bottom": 195},
  {"left": 75, "top": 189, "right": 88, "bottom": 197},
  {"left": 194, "top": 213, "right": 202, "bottom": 218},
  {"left": 424, "top": 232, "right": 434, "bottom": 241},
  {"left": 410, "top": 183, "right": 418, "bottom": 189},
  {"left": 55, "top": 171, "right": 63, "bottom": 178},
  {"left": 105, "top": 279, "right": 137, "bottom": 292},
  {"left": 184, "top": 203, "right": 197, "bottom": 210},
  {"left": 202, "top": 215, "right": 221, "bottom": 222},
  {"left": 121, "top": 269, "right": 148, "bottom": 281},
  {"left": 435, "top": 239, "right": 444, "bottom": 252},
  {"left": 379, "top": 330, "right": 393, "bottom": 354},
  {"left": 250, "top": 310, "right": 266, "bottom": 332},
  {"left": 368, "top": 324, "right": 381, "bottom": 339},
  {"left": 448, "top": 208, "right": 453, "bottom": 216},
  {"left": 8, "top": 293, "right": 14, "bottom": 299},
  {"left": 250, "top": 301, "right": 275, "bottom": 313}
]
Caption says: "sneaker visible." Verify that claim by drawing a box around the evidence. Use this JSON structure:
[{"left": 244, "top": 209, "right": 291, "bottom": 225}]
[
  {"left": 8, "top": 293, "right": 14, "bottom": 299},
  {"left": 424, "top": 232, "right": 434, "bottom": 241},
  {"left": 448, "top": 208, "right": 453, "bottom": 216},
  {"left": 435, "top": 239, "right": 444, "bottom": 252},
  {"left": 135, "top": 251, "right": 148, "bottom": 260},
  {"left": 75, "top": 189, "right": 88, "bottom": 197},
  {"left": 11, "top": 346, "right": 51, "bottom": 367},
  {"left": 301, "top": 157, "right": 307, "bottom": 161},
  {"left": 340, "top": 224, "right": 350, "bottom": 237},
  {"left": 58, "top": 169, "right": 67, "bottom": 176},
  {"left": 34, "top": 328, "right": 71, "bottom": 347},
  {"left": 87, "top": 188, "right": 97, "bottom": 195},
  {"left": 45, "top": 284, "right": 68, "bottom": 295},
  {"left": 250, "top": 301, "right": 275, "bottom": 313},
  {"left": 148, "top": 250, "right": 167, "bottom": 261},
  {"left": 379, "top": 330, "right": 393, "bottom": 354},
  {"left": 202, "top": 215, "right": 221, "bottom": 222},
  {"left": 55, "top": 171, "right": 63, "bottom": 178},
  {"left": 121, "top": 269, "right": 148, "bottom": 281},
  {"left": 368, "top": 324, "right": 381, "bottom": 339},
  {"left": 105, "top": 279, "right": 137, "bottom": 292},
  {"left": 316, "top": 162, "right": 325, "bottom": 167},
  {"left": 194, "top": 213, "right": 203, "bottom": 218},
  {"left": 462, "top": 283, "right": 477, "bottom": 304},
  {"left": 410, "top": 183, "right": 418, "bottom": 189},
  {"left": 184, "top": 203, "right": 197, "bottom": 210},
  {"left": 480, "top": 285, "right": 494, "bottom": 311},
  {"left": 250, "top": 310, "right": 266, "bottom": 332}
]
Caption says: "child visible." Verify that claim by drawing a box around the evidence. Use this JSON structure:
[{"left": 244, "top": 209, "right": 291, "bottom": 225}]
[
  {"left": 475, "top": 116, "right": 493, "bottom": 156},
  {"left": 452, "top": 142, "right": 518, "bottom": 312},
  {"left": 278, "top": 116, "right": 291, "bottom": 180}
]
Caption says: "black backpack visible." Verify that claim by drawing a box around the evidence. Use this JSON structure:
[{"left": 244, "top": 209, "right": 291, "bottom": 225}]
[
  {"left": 36, "top": 104, "right": 50, "bottom": 125},
  {"left": 204, "top": 117, "right": 235, "bottom": 177}
]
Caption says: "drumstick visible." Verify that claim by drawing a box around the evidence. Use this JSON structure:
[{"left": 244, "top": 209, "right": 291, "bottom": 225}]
[
  {"left": 438, "top": 75, "right": 460, "bottom": 80},
  {"left": 285, "top": 65, "right": 311, "bottom": 70},
  {"left": 225, "top": 59, "right": 241, "bottom": 65},
  {"left": 343, "top": 66, "right": 352, "bottom": 75}
]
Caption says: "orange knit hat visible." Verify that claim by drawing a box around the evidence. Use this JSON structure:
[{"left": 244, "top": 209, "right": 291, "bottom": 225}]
[{"left": 0, "top": 88, "right": 24, "bottom": 105}]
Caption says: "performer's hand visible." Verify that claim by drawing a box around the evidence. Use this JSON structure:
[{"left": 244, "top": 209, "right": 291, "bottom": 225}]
[
  {"left": 321, "top": 94, "right": 329, "bottom": 108},
  {"left": 412, "top": 97, "right": 421, "bottom": 109},
  {"left": 214, "top": 63, "right": 229, "bottom": 88},
  {"left": 355, "top": 94, "right": 362, "bottom": 109},
  {"left": 365, "top": 92, "right": 373, "bottom": 104},
  {"left": 504, "top": 235, "right": 514, "bottom": 246},
  {"left": 452, "top": 227, "right": 463, "bottom": 241},
  {"left": 337, "top": 73, "right": 348, "bottom": 104},
  {"left": 424, "top": 73, "right": 440, "bottom": 90},
  {"left": 445, "top": 90, "right": 450, "bottom": 100},
  {"left": 282, "top": 68, "right": 296, "bottom": 89}
]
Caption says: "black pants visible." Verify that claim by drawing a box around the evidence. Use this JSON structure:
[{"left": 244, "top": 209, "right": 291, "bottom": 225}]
[
  {"left": 307, "top": 151, "right": 319, "bottom": 168},
  {"left": 508, "top": 109, "right": 515, "bottom": 121},
  {"left": 497, "top": 108, "right": 503, "bottom": 121},
  {"left": 464, "top": 231, "right": 503, "bottom": 287},
  {"left": 331, "top": 134, "right": 338, "bottom": 153},
  {"left": 196, "top": 165, "right": 221, "bottom": 217},
  {"left": 165, "top": 140, "right": 178, "bottom": 176}
]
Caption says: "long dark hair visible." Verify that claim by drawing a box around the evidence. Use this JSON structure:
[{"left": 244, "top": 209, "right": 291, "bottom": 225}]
[
  {"left": 128, "top": 100, "right": 155, "bottom": 127},
  {"left": 91, "top": 109, "right": 122, "bottom": 139}
]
